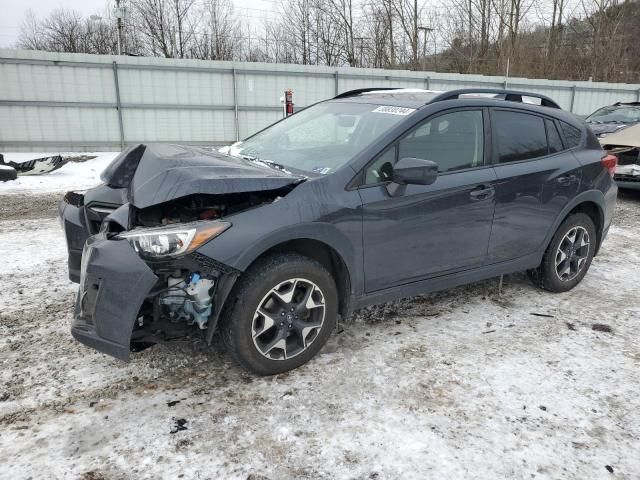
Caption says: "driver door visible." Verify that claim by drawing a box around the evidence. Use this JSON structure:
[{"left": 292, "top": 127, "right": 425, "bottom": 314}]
[{"left": 357, "top": 108, "right": 497, "bottom": 293}]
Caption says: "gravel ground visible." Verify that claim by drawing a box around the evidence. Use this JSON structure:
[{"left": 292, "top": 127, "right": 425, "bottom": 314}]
[{"left": 1, "top": 190, "right": 639, "bottom": 480}]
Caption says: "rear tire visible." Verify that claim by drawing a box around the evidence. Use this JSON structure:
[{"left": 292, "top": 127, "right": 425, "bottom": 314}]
[
  {"left": 528, "top": 213, "right": 596, "bottom": 293},
  {"left": 220, "top": 253, "right": 338, "bottom": 375}
]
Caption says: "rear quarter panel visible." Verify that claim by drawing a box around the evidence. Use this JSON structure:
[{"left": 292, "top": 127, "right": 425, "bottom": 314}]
[{"left": 572, "top": 145, "right": 617, "bottom": 232}]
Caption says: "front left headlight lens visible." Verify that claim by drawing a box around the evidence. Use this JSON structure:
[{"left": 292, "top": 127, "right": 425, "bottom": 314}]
[{"left": 117, "top": 221, "right": 231, "bottom": 259}]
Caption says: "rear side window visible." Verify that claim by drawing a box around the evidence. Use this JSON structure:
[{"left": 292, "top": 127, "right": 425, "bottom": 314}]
[
  {"left": 494, "top": 110, "right": 548, "bottom": 163},
  {"left": 546, "top": 120, "right": 564, "bottom": 153},
  {"left": 561, "top": 122, "right": 582, "bottom": 148}
]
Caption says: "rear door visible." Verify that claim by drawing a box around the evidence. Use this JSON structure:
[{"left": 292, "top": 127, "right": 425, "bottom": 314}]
[
  {"left": 359, "top": 108, "right": 497, "bottom": 292},
  {"left": 487, "top": 109, "right": 581, "bottom": 263}
]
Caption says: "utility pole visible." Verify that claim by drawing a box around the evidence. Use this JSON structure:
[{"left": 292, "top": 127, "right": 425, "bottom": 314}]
[
  {"left": 385, "top": 0, "right": 395, "bottom": 67},
  {"left": 90, "top": 3, "right": 125, "bottom": 56},
  {"left": 418, "top": 26, "right": 434, "bottom": 72},
  {"left": 114, "top": 0, "right": 124, "bottom": 55},
  {"left": 354, "top": 37, "right": 370, "bottom": 67}
]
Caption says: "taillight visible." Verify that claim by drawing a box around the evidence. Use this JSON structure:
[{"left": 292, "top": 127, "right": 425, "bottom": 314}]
[{"left": 601, "top": 154, "right": 617, "bottom": 178}]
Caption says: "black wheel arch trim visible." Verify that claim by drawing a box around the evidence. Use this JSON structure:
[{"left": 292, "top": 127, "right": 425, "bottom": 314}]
[
  {"left": 203, "top": 223, "right": 359, "bottom": 333},
  {"left": 540, "top": 189, "right": 607, "bottom": 257}
]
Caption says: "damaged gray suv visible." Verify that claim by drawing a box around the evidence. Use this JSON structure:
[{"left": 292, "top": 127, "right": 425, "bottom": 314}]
[{"left": 60, "top": 88, "right": 618, "bottom": 375}]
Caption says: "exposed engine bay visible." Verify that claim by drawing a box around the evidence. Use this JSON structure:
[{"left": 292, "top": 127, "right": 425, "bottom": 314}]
[
  {"left": 127, "top": 190, "right": 293, "bottom": 346},
  {"left": 133, "top": 190, "right": 289, "bottom": 227},
  {"left": 159, "top": 273, "right": 215, "bottom": 330},
  {"left": 132, "top": 264, "right": 234, "bottom": 348}
]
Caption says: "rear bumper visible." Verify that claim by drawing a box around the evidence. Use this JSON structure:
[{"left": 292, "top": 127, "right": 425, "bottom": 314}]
[{"left": 72, "top": 235, "right": 158, "bottom": 361}]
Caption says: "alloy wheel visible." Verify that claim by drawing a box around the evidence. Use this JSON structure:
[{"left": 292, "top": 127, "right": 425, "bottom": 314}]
[
  {"left": 555, "top": 226, "right": 590, "bottom": 282},
  {"left": 251, "top": 278, "right": 326, "bottom": 360}
]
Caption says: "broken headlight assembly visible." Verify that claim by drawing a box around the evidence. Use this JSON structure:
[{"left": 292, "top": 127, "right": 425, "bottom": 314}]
[{"left": 117, "top": 221, "right": 231, "bottom": 259}]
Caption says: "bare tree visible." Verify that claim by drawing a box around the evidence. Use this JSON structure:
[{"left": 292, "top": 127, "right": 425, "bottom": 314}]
[
  {"left": 189, "top": 0, "right": 241, "bottom": 60},
  {"left": 40, "top": 9, "right": 85, "bottom": 53},
  {"left": 362, "top": 2, "right": 394, "bottom": 68},
  {"left": 312, "top": 0, "right": 344, "bottom": 65},
  {"left": 13, "top": 0, "right": 640, "bottom": 83},
  {"left": 322, "top": 0, "right": 358, "bottom": 65},
  {"left": 392, "top": 0, "right": 423, "bottom": 69},
  {"left": 17, "top": 10, "right": 46, "bottom": 51}
]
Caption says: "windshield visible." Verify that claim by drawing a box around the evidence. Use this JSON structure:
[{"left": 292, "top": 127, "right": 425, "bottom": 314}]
[
  {"left": 587, "top": 105, "right": 640, "bottom": 124},
  {"left": 231, "top": 101, "right": 415, "bottom": 175}
]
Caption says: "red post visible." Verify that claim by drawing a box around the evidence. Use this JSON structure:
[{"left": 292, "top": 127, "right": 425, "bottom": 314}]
[{"left": 285, "top": 89, "right": 294, "bottom": 116}]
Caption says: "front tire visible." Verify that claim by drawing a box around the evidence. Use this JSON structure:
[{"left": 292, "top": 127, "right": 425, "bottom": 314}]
[
  {"left": 528, "top": 213, "right": 596, "bottom": 292},
  {"left": 220, "top": 253, "right": 338, "bottom": 375}
]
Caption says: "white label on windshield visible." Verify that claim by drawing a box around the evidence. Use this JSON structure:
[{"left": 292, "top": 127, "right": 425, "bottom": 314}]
[{"left": 372, "top": 106, "right": 416, "bottom": 116}]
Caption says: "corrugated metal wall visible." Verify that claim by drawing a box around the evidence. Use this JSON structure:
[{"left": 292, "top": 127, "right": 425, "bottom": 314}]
[{"left": 1, "top": 49, "right": 639, "bottom": 152}]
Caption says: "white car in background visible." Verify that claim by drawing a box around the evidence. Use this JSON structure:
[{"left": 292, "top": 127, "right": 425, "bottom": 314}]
[{"left": 601, "top": 123, "right": 640, "bottom": 191}]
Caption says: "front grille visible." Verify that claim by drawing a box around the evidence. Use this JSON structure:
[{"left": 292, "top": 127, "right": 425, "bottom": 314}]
[{"left": 85, "top": 203, "right": 118, "bottom": 234}]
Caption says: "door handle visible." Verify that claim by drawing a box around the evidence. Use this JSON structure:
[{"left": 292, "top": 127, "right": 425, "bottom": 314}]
[
  {"left": 469, "top": 185, "right": 495, "bottom": 201},
  {"left": 557, "top": 175, "right": 577, "bottom": 185}
]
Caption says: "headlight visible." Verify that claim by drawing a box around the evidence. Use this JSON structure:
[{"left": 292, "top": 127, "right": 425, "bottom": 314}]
[{"left": 117, "top": 221, "right": 231, "bottom": 259}]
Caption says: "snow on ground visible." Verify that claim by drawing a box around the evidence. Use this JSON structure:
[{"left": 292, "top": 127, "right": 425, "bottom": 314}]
[
  {"left": 0, "top": 180, "right": 639, "bottom": 479},
  {"left": 0, "top": 152, "right": 118, "bottom": 194}
]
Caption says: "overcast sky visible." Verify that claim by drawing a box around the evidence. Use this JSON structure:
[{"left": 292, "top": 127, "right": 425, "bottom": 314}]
[{"left": 0, "top": 0, "right": 273, "bottom": 48}]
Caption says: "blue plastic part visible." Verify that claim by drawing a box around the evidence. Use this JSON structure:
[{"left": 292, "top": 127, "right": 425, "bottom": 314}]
[{"left": 190, "top": 272, "right": 201, "bottom": 284}]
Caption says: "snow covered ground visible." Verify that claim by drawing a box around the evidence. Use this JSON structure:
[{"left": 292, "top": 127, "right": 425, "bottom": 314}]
[
  {"left": 0, "top": 152, "right": 119, "bottom": 194},
  {"left": 0, "top": 162, "right": 639, "bottom": 479}
]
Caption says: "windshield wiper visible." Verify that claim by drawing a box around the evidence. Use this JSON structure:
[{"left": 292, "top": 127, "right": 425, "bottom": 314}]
[{"left": 240, "top": 154, "right": 291, "bottom": 174}]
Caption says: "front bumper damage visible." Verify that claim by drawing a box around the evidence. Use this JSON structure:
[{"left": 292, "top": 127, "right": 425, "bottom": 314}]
[
  {"left": 614, "top": 163, "right": 640, "bottom": 191},
  {"left": 59, "top": 190, "right": 123, "bottom": 283},
  {"left": 72, "top": 234, "right": 239, "bottom": 361},
  {"left": 601, "top": 127, "right": 640, "bottom": 191}
]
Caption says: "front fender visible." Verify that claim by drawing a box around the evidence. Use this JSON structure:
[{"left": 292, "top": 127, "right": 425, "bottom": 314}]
[
  {"left": 195, "top": 177, "right": 364, "bottom": 296},
  {"left": 199, "top": 221, "right": 362, "bottom": 294}
]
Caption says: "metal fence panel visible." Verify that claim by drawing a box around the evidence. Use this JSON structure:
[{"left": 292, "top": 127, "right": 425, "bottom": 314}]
[
  {"left": 122, "top": 108, "right": 235, "bottom": 143},
  {"left": 1, "top": 48, "right": 640, "bottom": 152}
]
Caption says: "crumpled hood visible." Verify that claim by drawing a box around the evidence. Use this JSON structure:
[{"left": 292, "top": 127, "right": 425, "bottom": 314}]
[
  {"left": 101, "top": 144, "right": 305, "bottom": 209},
  {"left": 587, "top": 122, "right": 631, "bottom": 137},
  {"left": 600, "top": 123, "right": 640, "bottom": 149}
]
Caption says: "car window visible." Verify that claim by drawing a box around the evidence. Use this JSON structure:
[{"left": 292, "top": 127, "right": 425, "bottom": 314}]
[
  {"left": 494, "top": 110, "right": 548, "bottom": 163},
  {"left": 398, "top": 110, "right": 484, "bottom": 173},
  {"left": 546, "top": 119, "right": 564, "bottom": 153},
  {"left": 365, "top": 146, "right": 396, "bottom": 184},
  {"left": 233, "top": 101, "right": 412, "bottom": 175},
  {"left": 560, "top": 122, "right": 582, "bottom": 148},
  {"left": 286, "top": 112, "right": 358, "bottom": 148},
  {"left": 363, "top": 110, "right": 484, "bottom": 184}
]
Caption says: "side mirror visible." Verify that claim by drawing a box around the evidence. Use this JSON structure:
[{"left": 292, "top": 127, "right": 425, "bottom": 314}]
[
  {"left": 393, "top": 157, "right": 438, "bottom": 185},
  {"left": 386, "top": 157, "right": 438, "bottom": 196}
]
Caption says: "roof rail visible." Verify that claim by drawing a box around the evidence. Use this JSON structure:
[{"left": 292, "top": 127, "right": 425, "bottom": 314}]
[
  {"left": 430, "top": 88, "right": 561, "bottom": 109},
  {"left": 333, "top": 87, "right": 403, "bottom": 99}
]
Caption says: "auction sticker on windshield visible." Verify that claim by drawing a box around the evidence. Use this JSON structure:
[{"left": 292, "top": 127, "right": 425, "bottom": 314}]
[{"left": 372, "top": 106, "right": 416, "bottom": 116}]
